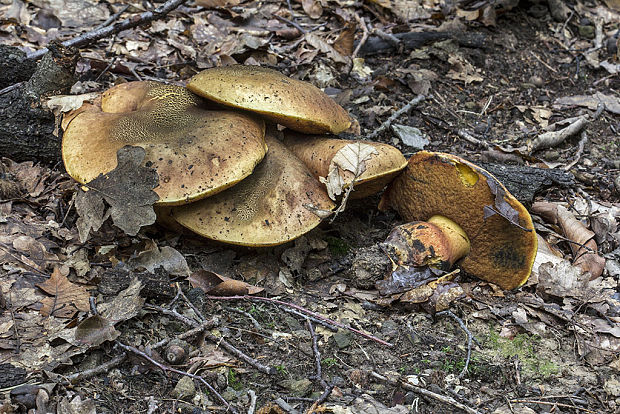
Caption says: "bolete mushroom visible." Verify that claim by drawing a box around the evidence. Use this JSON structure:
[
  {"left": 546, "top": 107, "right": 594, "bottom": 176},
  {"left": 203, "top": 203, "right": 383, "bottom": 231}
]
[
  {"left": 283, "top": 133, "right": 407, "bottom": 199},
  {"left": 186, "top": 65, "right": 351, "bottom": 134},
  {"left": 171, "top": 132, "right": 335, "bottom": 246},
  {"left": 382, "top": 215, "right": 471, "bottom": 270},
  {"left": 62, "top": 81, "right": 267, "bottom": 206},
  {"left": 379, "top": 151, "right": 537, "bottom": 290}
]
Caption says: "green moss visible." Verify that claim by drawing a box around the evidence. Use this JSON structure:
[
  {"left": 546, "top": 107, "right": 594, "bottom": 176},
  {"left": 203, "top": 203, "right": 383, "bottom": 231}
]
[{"left": 326, "top": 236, "right": 350, "bottom": 256}]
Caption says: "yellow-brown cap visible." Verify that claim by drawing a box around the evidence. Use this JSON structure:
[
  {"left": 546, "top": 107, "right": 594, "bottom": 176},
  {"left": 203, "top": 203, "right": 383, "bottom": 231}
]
[
  {"left": 62, "top": 81, "right": 267, "bottom": 206},
  {"left": 379, "top": 151, "right": 537, "bottom": 290},
  {"left": 187, "top": 65, "right": 351, "bottom": 134},
  {"left": 283, "top": 133, "right": 407, "bottom": 199},
  {"left": 171, "top": 132, "right": 335, "bottom": 246}
]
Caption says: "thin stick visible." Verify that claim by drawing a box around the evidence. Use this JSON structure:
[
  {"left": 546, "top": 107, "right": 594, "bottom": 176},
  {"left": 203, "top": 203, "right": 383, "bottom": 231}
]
[
  {"left": 115, "top": 341, "right": 238, "bottom": 414},
  {"left": 206, "top": 295, "right": 393, "bottom": 347},
  {"left": 281, "top": 307, "right": 338, "bottom": 332},
  {"left": 62, "top": 353, "right": 127, "bottom": 384},
  {"left": 145, "top": 303, "right": 275, "bottom": 375},
  {"left": 370, "top": 371, "right": 481, "bottom": 414},
  {"left": 436, "top": 310, "right": 478, "bottom": 378},
  {"left": 150, "top": 318, "right": 218, "bottom": 350},
  {"left": 26, "top": 0, "right": 189, "bottom": 60},
  {"left": 366, "top": 95, "right": 426, "bottom": 140},
  {"left": 0, "top": 82, "right": 24, "bottom": 96},
  {"left": 509, "top": 399, "right": 596, "bottom": 413},
  {"left": 306, "top": 320, "right": 328, "bottom": 388}
]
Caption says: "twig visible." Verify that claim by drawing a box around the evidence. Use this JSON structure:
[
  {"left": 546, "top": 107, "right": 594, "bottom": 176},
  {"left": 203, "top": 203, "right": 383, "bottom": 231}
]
[
  {"left": 95, "top": 5, "right": 130, "bottom": 30},
  {"left": 456, "top": 129, "right": 490, "bottom": 149},
  {"left": 344, "top": 13, "right": 370, "bottom": 74},
  {"left": 206, "top": 295, "right": 393, "bottom": 347},
  {"left": 202, "top": 330, "right": 276, "bottom": 375},
  {"left": 175, "top": 282, "right": 206, "bottom": 321},
  {"left": 150, "top": 318, "right": 218, "bottom": 350},
  {"left": 563, "top": 131, "right": 588, "bottom": 170},
  {"left": 509, "top": 399, "right": 597, "bottom": 413},
  {"left": 281, "top": 307, "right": 338, "bottom": 332},
  {"left": 306, "top": 320, "right": 328, "bottom": 389},
  {"left": 366, "top": 95, "right": 426, "bottom": 140},
  {"left": 530, "top": 51, "right": 558, "bottom": 73},
  {"left": 224, "top": 307, "right": 263, "bottom": 332},
  {"left": 272, "top": 13, "right": 306, "bottom": 34},
  {"left": 275, "top": 398, "right": 300, "bottom": 414},
  {"left": 115, "top": 341, "right": 238, "bottom": 414},
  {"left": 370, "top": 371, "right": 481, "bottom": 414},
  {"left": 8, "top": 292, "right": 21, "bottom": 354},
  {"left": 0, "top": 82, "right": 24, "bottom": 96},
  {"left": 247, "top": 390, "right": 257, "bottom": 414},
  {"left": 26, "top": 0, "right": 190, "bottom": 60},
  {"left": 62, "top": 353, "right": 127, "bottom": 385},
  {"left": 436, "top": 310, "right": 478, "bottom": 378},
  {"left": 145, "top": 303, "right": 275, "bottom": 375}
]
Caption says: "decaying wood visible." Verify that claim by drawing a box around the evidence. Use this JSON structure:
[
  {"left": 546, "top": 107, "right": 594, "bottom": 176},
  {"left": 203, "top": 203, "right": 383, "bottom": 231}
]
[{"left": 358, "top": 31, "right": 487, "bottom": 56}]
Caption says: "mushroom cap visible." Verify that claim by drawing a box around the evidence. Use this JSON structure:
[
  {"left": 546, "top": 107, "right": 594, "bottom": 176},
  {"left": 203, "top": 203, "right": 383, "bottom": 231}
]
[
  {"left": 379, "top": 151, "right": 537, "bottom": 290},
  {"left": 171, "top": 132, "right": 335, "bottom": 246},
  {"left": 186, "top": 65, "right": 351, "bottom": 134},
  {"left": 62, "top": 81, "right": 267, "bottom": 206},
  {"left": 283, "top": 133, "right": 407, "bottom": 199}
]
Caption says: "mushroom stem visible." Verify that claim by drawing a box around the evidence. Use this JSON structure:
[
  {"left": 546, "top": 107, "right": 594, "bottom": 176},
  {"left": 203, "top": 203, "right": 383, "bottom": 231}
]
[{"left": 381, "top": 215, "right": 470, "bottom": 271}]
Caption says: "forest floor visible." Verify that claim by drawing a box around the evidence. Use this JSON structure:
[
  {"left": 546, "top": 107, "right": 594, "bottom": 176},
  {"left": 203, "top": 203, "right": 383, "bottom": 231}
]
[{"left": 1, "top": 0, "right": 619, "bottom": 413}]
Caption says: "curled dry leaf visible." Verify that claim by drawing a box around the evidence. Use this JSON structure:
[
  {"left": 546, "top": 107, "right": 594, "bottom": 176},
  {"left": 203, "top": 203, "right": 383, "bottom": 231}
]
[
  {"left": 74, "top": 315, "right": 120, "bottom": 347},
  {"left": 532, "top": 201, "right": 605, "bottom": 279},
  {"left": 189, "top": 270, "right": 264, "bottom": 296},
  {"left": 319, "top": 142, "right": 378, "bottom": 200}
]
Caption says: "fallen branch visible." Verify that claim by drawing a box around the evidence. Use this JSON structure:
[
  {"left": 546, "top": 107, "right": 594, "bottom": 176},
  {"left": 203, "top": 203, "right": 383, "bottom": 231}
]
[
  {"left": 206, "top": 295, "right": 394, "bottom": 347},
  {"left": 367, "top": 94, "right": 426, "bottom": 140},
  {"left": 115, "top": 341, "right": 238, "bottom": 414},
  {"left": 370, "top": 371, "right": 481, "bottom": 414},
  {"left": 26, "top": 0, "right": 190, "bottom": 60}
]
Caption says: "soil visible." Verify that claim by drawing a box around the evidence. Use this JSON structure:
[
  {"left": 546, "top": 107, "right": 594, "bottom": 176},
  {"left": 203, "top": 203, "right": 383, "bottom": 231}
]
[{"left": 1, "top": 1, "right": 619, "bottom": 414}]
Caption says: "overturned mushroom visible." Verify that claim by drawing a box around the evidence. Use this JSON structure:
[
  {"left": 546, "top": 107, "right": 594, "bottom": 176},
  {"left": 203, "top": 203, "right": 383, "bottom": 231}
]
[
  {"left": 171, "top": 132, "right": 335, "bottom": 246},
  {"left": 283, "top": 134, "right": 407, "bottom": 199},
  {"left": 382, "top": 215, "right": 471, "bottom": 270},
  {"left": 62, "top": 81, "right": 267, "bottom": 205},
  {"left": 379, "top": 151, "right": 537, "bottom": 290},
  {"left": 187, "top": 65, "right": 351, "bottom": 134}
]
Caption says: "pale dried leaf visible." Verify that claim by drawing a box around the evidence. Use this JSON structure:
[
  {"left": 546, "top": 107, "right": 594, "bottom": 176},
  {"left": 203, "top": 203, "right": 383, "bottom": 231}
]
[
  {"left": 319, "top": 142, "right": 378, "bottom": 200},
  {"left": 37, "top": 267, "right": 90, "bottom": 318}
]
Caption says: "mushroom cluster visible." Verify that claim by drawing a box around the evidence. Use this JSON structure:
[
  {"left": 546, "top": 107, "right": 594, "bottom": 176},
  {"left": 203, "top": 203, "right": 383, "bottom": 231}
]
[
  {"left": 62, "top": 65, "right": 406, "bottom": 247},
  {"left": 62, "top": 65, "right": 537, "bottom": 289}
]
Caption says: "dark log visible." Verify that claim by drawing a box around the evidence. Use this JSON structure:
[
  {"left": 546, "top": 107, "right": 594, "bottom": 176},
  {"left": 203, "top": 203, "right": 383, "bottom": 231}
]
[
  {"left": 481, "top": 163, "right": 575, "bottom": 208},
  {"left": 0, "top": 43, "right": 78, "bottom": 164},
  {"left": 358, "top": 31, "right": 487, "bottom": 56},
  {"left": 0, "top": 45, "right": 36, "bottom": 89}
]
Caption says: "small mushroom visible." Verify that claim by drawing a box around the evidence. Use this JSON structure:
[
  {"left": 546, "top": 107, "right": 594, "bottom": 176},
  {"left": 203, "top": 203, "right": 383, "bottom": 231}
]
[
  {"left": 62, "top": 81, "right": 267, "bottom": 205},
  {"left": 171, "top": 132, "right": 335, "bottom": 246},
  {"left": 382, "top": 215, "right": 471, "bottom": 270},
  {"left": 283, "top": 133, "right": 407, "bottom": 199},
  {"left": 379, "top": 151, "right": 537, "bottom": 290},
  {"left": 187, "top": 65, "right": 351, "bottom": 134}
]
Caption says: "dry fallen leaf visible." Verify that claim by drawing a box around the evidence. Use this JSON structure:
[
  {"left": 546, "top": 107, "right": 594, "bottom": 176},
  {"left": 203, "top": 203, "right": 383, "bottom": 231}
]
[
  {"left": 189, "top": 270, "right": 264, "bottom": 296},
  {"left": 319, "top": 142, "right": 378, "bottom": 200},
  {"left": 74, "top": 146, "right": 159, "bottom": 242},
  {"left": 37, "top": 267, "right": 90, "bottom": 318}
]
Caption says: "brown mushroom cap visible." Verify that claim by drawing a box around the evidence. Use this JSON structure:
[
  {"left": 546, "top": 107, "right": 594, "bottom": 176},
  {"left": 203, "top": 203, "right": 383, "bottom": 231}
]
[
  {"left": 62, "top": 81, "right": 267, "bottom": 206},
  {"left": 171, "top": 132, "right": 335, "bottom": 246},
  {"left": 186, "top": 65, "right": 351, "bottom": 134},
  {"left": 283, "top": 133, "right": 407, "bottom": 199},
  {"left": 379, "top": 151, "right": 537, "bottom": 290}
]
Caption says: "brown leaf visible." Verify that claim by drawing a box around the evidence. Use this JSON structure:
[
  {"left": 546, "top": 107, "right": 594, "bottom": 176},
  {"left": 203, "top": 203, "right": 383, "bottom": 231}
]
[
  {"left": 302, "top": 0, "right": 323, "bottom": 19},
  {"left": 74, "top": 314, "right": 120, "bottom": 346},
  {"left": 74, "top": 146, "right": 159, "bottom": 242},
  {"left": 189, "top": 270, "right": 264, "bottom": 296},
  {"left": 333, "top": 21, "right": 356, "bottom": 56},
  {"left": 37, "top": 268, "right": 90, "bottom": 318},
  {"left": 532, "top": 201, "right": 605, "bottom": 279}
]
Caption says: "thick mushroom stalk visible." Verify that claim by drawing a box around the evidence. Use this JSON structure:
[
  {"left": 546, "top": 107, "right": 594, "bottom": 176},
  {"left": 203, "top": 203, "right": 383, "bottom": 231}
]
[{"left": 382, "top": 215, "right": 471, "bottom": 271}]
